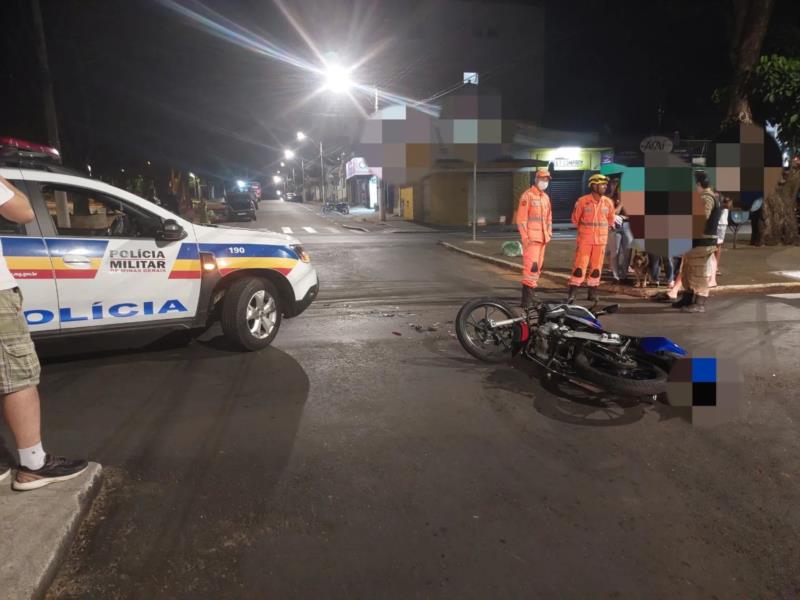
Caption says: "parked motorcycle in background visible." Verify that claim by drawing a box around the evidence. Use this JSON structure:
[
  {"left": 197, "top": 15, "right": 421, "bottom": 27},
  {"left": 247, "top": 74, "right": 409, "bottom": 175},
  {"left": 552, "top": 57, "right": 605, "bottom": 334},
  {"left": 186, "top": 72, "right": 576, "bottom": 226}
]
[{"left": 455, "top": 297, "right": 687, "bottom": 400}]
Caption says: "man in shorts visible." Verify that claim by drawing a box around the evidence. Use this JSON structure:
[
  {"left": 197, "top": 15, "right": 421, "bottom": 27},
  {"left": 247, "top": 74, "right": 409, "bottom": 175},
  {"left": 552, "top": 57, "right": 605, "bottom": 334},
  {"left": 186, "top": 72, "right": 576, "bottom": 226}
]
[{"left": 0, "top": 175, "right": 87, "bottom": 490}]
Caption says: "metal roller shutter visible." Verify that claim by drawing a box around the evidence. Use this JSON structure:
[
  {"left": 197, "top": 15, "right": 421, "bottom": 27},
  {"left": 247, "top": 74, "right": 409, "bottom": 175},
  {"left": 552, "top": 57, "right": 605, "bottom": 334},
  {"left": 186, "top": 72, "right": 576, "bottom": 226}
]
[
  {"left": 548, "top": 172, "right": 584, "bottom": 222},
  {"left": 469, "top": 174, "right": 513, "bottom": 224}
]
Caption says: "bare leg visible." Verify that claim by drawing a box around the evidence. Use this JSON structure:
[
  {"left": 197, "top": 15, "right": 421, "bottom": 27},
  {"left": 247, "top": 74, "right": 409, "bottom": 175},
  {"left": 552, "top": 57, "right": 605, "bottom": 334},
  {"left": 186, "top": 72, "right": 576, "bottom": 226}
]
[{"left": 2, "top": 386, "right": 42, "bottom": 450}]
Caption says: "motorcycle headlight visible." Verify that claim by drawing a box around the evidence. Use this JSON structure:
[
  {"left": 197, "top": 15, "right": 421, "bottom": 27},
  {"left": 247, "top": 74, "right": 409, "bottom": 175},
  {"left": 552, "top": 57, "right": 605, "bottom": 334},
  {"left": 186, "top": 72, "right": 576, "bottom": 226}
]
[{"left": 291, "top": 244, "right": 311, "bottom": 263}]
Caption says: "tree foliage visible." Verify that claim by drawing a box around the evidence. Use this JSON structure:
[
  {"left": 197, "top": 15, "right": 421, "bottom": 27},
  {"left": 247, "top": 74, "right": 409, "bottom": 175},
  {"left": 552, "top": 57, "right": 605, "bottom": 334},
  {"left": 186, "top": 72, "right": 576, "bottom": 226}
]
[{"left": 754, "top": 54, "right": 800, "bottom": 154}]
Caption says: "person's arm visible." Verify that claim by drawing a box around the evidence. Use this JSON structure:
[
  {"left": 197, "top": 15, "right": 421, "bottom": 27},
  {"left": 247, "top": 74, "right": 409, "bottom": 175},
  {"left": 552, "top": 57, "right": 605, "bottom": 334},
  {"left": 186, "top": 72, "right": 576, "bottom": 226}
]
[
  {"left": 703, "top": 192, "right": 714, "bottom": 219},
  {"left": 545, "top": 196, "right": 552, "bottom": 240},
  {"left": 607, "top": 199, "right": 617, "bottom": 228},
  {"left": 571, "top": 198, "right": 582, "bottom": 226},
  {"left": 0, "top": 176, "right": 35, "bottom": 224},
  {"left": 515, "top": 190, "right": 530, "bottom": 245}
]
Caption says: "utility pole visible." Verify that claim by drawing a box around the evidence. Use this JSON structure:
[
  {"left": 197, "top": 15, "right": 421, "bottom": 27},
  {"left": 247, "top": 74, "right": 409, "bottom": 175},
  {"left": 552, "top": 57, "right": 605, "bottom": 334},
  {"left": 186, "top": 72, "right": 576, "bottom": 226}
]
[
  {"left": 31, "top": 0, "right": 61, "bottom": 152},
  {"left": 374, "top": 86, "right": 379, "bottom": 113},
  {"left": 472, "top": 159, "right": 478, "bottom": 242},
  {"left": 379, "top": 178, "right": 386, "bottom": 222},
  {"left": 319, "top": 141, "right": 325, "bottom": 203}
]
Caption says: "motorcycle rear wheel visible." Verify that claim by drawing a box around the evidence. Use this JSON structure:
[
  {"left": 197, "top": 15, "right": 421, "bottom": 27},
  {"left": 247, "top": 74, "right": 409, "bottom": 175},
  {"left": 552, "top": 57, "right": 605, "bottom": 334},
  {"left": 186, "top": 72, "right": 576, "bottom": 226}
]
[
  {"left": 573, "top": 349, "right": 668, "bottom": 397},
  {"left": 456, "top": 298, "right": 518, "bottom": 363}
]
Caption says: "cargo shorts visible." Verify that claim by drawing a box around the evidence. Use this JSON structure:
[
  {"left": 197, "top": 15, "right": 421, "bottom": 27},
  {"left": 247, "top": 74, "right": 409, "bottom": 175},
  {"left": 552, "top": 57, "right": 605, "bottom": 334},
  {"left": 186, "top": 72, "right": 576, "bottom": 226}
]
[{"left": 0, "top": 287, "right": 41, "bottom": 394}]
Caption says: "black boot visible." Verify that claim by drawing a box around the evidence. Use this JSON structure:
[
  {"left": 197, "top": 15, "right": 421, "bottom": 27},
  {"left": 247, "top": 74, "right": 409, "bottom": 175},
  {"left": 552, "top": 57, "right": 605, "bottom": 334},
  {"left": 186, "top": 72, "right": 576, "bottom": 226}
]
[
  {"left": 521, "top": 285, "right": 537, "bottom": 308},
  {"left": 681, "top": 294, "right": 707, "bottom": 313},
  {"left": 671, "top": 290, "right": 694, "bottom": 309},
  {"left": 587, "top": 286, "right": 599, "bottom": 305},
  {"left": 567, "top": 285, "right": 578, "bottom": 304}
]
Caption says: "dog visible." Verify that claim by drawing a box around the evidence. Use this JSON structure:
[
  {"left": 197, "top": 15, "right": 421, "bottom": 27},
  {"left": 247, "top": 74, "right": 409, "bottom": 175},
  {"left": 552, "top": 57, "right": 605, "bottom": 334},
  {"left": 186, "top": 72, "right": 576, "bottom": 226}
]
[{"left": 629, "top": 250, "right": 651, "bottom": 288}]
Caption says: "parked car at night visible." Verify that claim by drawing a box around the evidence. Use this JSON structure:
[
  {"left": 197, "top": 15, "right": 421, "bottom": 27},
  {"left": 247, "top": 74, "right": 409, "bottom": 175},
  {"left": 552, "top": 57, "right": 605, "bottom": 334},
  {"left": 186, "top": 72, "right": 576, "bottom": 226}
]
[{"left": 225, "top": 191, "right": 257, "bottom": 221}]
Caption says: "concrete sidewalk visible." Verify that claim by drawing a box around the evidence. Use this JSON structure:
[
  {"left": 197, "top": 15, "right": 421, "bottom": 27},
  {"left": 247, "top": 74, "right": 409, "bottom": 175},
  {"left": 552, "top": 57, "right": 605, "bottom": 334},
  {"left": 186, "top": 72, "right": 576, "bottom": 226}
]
[
  {"left": 0, "top": 463, "right": 102, "bottom": 599},
  {"left": 326, "top": 206, "right": 440, "bottom": 233},
  {"left": 441, "top": 234, "right": 800, "bottom": 296}
]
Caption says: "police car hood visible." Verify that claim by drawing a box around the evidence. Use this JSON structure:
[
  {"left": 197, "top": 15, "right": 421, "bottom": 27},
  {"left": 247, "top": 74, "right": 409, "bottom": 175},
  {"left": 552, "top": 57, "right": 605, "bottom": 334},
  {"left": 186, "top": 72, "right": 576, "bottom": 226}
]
[{"left": 192, "top": 223, "right": 300, "bottom": 246}]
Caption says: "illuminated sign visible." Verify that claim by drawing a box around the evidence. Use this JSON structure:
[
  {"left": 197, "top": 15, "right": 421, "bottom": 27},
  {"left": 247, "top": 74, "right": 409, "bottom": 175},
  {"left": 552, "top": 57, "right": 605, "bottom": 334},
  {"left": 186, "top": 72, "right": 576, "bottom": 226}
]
[
  {"left": 639, "top": 136, "right": 674, "bottom": 153},
  {"left": 346, "top": 157, "right": 378, "bottom": 179},
  {"left": 553, "top": 157, "right": 585, "bottom": 169}
]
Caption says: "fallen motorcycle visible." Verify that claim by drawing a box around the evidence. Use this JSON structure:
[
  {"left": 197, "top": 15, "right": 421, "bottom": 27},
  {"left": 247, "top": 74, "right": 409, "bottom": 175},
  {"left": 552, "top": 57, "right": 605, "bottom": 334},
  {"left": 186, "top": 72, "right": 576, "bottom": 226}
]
[{"left": 455, "top": 298, "right": 687, "bottom": 399}]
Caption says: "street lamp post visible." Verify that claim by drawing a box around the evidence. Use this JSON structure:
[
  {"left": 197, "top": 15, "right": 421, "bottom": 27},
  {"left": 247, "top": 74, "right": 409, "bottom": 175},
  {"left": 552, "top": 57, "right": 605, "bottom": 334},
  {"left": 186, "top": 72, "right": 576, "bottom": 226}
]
[
  {"left": 295, "top": 131, "right": 326, "bottom": 203},
  {"left": 319, "top": 140, "right": 325, "bottom": 204}
]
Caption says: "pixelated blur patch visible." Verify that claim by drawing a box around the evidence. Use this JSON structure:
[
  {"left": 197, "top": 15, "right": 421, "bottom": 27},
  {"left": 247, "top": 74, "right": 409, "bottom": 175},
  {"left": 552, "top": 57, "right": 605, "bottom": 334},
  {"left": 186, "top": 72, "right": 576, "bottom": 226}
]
[
  {"left": 665, "top": 357, "right": 742, "bottom": 426},
  {"left": 691, "top": 357, "right": 716, "bottom": 382}
]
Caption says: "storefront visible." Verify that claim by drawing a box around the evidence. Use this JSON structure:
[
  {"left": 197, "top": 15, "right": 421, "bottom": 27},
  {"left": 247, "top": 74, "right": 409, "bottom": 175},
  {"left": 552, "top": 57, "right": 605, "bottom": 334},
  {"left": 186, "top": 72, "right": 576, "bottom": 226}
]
[
  {"left": 345, "top": 157, "right": 381, "bottom": 209},
  {"left": 528, "top": 147, "right": 614, "bottom": 222}
]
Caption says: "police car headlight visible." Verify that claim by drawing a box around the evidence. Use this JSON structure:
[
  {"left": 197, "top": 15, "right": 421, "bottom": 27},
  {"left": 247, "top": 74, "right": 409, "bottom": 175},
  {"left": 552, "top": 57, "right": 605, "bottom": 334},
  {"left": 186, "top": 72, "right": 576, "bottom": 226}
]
[{"left": 291, "top": 244, "right": 310, "bottom": 263}]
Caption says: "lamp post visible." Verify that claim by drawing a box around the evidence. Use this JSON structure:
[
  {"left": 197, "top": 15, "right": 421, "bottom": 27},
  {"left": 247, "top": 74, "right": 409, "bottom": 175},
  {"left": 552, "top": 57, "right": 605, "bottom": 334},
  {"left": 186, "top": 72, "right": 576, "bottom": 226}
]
[
  {"left": 295, "top": 131, "right": 326, "bottom": 203},
  {"left": 285, "top": 148, "right": 305, "bottom": 197}
]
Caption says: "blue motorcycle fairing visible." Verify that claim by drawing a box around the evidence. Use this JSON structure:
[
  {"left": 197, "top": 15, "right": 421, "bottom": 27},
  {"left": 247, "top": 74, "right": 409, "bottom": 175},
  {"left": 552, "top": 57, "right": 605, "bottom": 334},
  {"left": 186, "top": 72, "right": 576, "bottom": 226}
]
[{"left": 638, "top": 336, "right": 688, "bottom": 356}]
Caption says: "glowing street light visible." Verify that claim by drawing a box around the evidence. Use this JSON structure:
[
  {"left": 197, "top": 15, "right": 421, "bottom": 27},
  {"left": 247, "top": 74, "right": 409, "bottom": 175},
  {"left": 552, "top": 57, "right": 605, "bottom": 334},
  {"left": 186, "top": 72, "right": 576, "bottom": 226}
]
[
  {"left": 273, "top": 175, "right": 282, "bottom": 184},
  {"left": 296, "top": 131, "right": 306, "bottom": 141},
  {"left": 284, "top": 149, "right": 295, "bottom": 160},
  {"left": 280, "top": 161, "right": 285, "bottom": 167},
  {"left": 323, "top": 63, "right": 353, "bottom": 94}
]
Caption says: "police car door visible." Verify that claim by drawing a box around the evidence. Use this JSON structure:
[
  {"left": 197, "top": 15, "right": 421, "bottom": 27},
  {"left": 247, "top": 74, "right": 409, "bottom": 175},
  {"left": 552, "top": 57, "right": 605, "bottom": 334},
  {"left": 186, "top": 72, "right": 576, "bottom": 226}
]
[
  {"left": 0, "top": 169, "right": 60, "bottom": 333},
  {"left": 30, "top": 180, "right": 200, "bottom": 331}
]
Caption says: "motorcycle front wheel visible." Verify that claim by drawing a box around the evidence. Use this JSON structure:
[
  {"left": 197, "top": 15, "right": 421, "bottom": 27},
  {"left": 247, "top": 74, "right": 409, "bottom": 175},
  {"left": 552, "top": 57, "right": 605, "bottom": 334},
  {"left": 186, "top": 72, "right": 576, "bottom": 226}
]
[
  {"left": 456, "top": 298, "right": 518, "bottom": 363},
  {"left": 573, "top": 348, "right": 668, "bottom": 397}
]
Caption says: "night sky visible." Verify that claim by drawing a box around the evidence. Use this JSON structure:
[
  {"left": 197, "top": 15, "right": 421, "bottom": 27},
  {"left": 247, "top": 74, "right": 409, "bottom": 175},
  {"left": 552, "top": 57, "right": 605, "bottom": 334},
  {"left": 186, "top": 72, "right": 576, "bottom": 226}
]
[{"left": 1, "top": 0, "right": 797, "bottom": 185}]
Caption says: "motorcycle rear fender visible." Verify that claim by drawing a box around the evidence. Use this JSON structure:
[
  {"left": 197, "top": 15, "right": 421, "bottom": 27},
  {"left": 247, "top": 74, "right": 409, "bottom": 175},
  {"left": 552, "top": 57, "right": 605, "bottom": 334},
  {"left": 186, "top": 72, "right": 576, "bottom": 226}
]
[{"left": 510, "top": 321, "right": 530, "bottom": 357}]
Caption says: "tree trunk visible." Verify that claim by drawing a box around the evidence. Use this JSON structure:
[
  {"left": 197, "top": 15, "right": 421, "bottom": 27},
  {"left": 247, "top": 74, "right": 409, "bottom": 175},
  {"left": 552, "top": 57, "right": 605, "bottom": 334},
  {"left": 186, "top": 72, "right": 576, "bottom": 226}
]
[
  {"left": 757, "top": 167, "right": 800, "bottom": 245},
  {"left": 725, "top": 0, "right": 776, "bottom": 124}
]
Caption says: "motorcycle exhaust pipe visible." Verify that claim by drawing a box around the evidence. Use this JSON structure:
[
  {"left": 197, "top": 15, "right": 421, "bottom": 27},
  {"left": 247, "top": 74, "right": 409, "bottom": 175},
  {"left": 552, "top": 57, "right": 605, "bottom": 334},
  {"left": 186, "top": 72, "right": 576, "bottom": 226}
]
[{"left": 489, "top": 317, "right": 524, "bottom": 328}]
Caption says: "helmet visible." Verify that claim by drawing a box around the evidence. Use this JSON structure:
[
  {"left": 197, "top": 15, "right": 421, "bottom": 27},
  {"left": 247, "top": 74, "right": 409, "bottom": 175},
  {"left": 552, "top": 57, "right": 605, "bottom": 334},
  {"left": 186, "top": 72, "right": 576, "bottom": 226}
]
[
  {"left": 588, "top": 173, "right": 609, "bottom": 187},
  {"left": 534, "top": 168, "right": 551, "bottom": 180}
]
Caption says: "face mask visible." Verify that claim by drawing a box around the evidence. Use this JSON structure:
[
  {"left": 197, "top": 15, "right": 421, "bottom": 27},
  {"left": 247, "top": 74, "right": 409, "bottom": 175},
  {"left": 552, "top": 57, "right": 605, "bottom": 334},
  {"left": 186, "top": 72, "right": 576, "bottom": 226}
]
[{"left": 537, "top": 181, "right": 549, "bottom": 191}]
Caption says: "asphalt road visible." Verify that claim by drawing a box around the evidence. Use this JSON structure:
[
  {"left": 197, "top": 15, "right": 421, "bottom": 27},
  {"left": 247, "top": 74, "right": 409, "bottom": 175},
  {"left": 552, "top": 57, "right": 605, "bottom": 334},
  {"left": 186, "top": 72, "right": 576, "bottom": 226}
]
[{"left": 14, "top": 200, "right": 799, "bottom": 598}]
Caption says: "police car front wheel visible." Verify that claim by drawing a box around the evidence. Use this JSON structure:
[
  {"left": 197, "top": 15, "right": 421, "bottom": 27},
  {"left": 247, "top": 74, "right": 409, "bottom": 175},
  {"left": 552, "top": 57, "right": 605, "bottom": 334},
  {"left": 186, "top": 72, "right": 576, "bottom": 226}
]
[{"left": 221, "top": 277, "right": 282, "bottom": 351}]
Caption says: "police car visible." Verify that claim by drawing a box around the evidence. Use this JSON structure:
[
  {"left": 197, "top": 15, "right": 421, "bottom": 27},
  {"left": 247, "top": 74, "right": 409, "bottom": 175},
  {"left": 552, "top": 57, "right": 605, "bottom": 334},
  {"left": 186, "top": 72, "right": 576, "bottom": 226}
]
[{"left": 0, "top": 138, "right": 319, "bottom": 351}]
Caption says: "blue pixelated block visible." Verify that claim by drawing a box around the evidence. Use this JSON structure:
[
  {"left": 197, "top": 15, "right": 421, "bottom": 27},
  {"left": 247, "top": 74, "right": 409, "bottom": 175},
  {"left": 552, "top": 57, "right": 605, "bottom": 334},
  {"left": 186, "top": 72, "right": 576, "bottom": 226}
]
[{"left": 692, "top": 358, "right": 717, "bottom": 383}]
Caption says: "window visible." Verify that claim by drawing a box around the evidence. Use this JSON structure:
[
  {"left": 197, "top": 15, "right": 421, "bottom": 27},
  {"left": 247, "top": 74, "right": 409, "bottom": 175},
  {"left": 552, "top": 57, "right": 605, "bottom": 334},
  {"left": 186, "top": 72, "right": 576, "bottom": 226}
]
[
  {"left": 40, "top": 184, "right": 162, "bottom": 238},
  {"left": 0, "top": 180, "right": 28, "bottom": 235},
  {"left": 0, "top": 214, "right": 25, "bottom": 235}
]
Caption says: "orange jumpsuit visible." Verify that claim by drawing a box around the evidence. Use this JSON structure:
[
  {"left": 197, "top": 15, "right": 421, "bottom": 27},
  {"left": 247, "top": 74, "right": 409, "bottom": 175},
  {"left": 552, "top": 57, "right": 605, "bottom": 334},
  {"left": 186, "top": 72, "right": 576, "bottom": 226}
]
[
  {"left": 569, "top": 193, "right": 615, "bottom": 287},
  {"left": 515, "top": 186, "right": 553, "bottom": 288}
]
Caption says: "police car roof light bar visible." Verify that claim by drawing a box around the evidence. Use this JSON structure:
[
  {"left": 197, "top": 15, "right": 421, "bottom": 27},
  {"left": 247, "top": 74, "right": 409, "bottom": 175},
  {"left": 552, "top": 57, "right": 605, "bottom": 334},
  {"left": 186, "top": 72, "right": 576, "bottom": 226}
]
[{"left": 0, "top": 137, "right": 62, "bottom": 165}]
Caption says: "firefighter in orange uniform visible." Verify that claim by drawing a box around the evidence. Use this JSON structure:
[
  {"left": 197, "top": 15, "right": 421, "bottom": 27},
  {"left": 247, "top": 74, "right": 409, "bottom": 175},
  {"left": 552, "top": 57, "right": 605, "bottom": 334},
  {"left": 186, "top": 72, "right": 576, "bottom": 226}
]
[
  {"left": 567, "top": 173, "right": 616, "bottom": 304},
  {"left": 516, "top": 168, "right": 553, "bottom": 307}
]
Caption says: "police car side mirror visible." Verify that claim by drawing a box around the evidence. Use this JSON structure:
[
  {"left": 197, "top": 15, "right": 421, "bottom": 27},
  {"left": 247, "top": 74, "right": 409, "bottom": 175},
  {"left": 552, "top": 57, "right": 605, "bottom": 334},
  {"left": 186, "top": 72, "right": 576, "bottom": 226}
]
[{"left": 158, "top": 219, "right": 186, "bottom": 241}]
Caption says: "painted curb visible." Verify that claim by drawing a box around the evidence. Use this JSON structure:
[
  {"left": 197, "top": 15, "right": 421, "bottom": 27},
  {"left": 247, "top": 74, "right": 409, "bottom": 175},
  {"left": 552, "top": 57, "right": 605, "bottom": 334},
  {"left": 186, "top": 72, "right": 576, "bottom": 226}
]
[
  {"left": 439, "top": 241, "right": 800, "bottom": 295},
  {"left": 0, "top": 462, "right": 103, "bottom": 600}
]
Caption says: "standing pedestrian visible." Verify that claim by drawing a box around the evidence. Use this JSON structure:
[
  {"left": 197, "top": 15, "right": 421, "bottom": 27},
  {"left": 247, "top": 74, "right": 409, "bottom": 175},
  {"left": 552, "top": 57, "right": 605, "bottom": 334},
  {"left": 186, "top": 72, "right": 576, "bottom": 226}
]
[
  {"left": 674, "top": 171, "right": 722, "bottom": 313},
  {"left": 647, "top": 254, "right": 676, "bottom": 288},
  {"left": 606, "top": 177, "right": 631, "bottom": 282},
  {"left": 708, "top": 196, "right": 731, "bottom": 287},
  {"left": 567, "top": 174, "right": 616, "bottom": 304},
  {"left": 0, "top": 175, "right": 88, "bottom": 490},
  {"left": 515, "top": 169, "right": 553, "bottom": 307}
]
